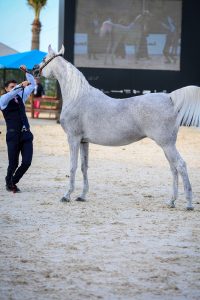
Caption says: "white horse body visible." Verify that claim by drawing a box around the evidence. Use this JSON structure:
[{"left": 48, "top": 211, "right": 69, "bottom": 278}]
[
  {"left": 61, "top": 89, "right": 175, "bottom": 147},
  {"left": 33, "top": 45, "right": 200, "bottom": 209}
]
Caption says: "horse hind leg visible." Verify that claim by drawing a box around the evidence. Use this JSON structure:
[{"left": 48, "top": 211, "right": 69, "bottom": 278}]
[
  {"left": 104, "top": 41, "right": 112, "bottom": 65},
  {"left": 161, "top": 144, "right": 178, "bottom": 207},
  {"left": 167, "top": 163, "right": 178, "bottom": 208},
  {"left": 163, "top": 144, "right": 193, "bottom": 210},
  {"left": 176, "top": 155, "right": 193, "bottom": 210},
  {"left": 76, "top": 142, "right": 89, "bottom": 202}
]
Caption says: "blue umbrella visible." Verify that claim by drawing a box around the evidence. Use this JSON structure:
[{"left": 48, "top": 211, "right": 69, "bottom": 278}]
[{"left": 0, "top": 49, "right": 46, "bottom": 70}]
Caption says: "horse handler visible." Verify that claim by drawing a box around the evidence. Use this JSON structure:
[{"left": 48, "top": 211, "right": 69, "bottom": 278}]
[{"left": 0, "top": 65, "right": 36, "bottom": 193}]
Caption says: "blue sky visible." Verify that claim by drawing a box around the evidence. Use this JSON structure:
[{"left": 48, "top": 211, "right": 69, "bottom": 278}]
[{"left": 0, "top": 0, "right": 59, "bottom": 53}]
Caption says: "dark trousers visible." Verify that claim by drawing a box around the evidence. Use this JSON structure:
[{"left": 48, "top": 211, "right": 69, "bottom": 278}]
[
  {"left": 6, "top": 130, "right": 33, "bottom": 186},
  {"left": 163, "top": 33, "right": 173, "bottom": 59}
]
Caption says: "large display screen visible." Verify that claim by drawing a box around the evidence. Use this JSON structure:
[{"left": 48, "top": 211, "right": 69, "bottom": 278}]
[{"left": 74, "top": 0, "right": 182, "bottom": 71}]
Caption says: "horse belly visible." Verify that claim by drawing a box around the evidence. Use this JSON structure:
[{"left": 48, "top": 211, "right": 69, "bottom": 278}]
[{"left": 83, "top": 124, "right": 145, "bottom": 146}]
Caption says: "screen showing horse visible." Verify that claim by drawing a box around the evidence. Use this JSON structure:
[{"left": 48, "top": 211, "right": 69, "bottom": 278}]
[{"left": 74, "top": 0, "right": 182, "bottom": 71}]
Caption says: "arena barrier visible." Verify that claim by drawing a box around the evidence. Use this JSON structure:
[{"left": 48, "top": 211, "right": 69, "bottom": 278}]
[{"left": 26, "top": 94, "right": 60, "bottom": 120}]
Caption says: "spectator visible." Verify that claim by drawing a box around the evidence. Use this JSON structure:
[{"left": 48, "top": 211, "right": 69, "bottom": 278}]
[
  {"left": 87, "top": 13, "right": 100, "bottom": 60},
  {"left": 162, "top": 15, "right": 176, "bottom": 63},
  {"left": 33, "top": 78, "right": 45, "bottom": 97}
]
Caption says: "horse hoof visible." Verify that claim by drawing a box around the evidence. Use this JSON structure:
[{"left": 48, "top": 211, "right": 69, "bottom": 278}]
[
  {"left": 166, "top": 201, "right": 175, "bottom": 208},
  {"left": 76, "top": 197, "right": 86, "bottom": 202},
  {"left": 169, "top": 204, "right": 176, "bottom": 208},
  {"left": 60, "top": 197, "right": 70, "bottom": 202},
  {"left": 186, "top": 206, "right": 194, "bottom": 211}
]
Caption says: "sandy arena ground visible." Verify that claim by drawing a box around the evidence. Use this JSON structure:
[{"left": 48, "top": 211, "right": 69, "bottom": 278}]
[
  {"left": 74, "top": 54, "right": 180, "bottom": 71},
  {"left": 0, "top": 116, "right": 200, "bottom": 300}
]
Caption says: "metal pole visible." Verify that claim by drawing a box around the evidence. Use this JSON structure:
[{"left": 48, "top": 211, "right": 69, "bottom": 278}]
[{"left": 3, "top": 68, "right": 6, "bottom": 85}]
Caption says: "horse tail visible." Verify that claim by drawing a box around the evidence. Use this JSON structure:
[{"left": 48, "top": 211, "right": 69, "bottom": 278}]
[{"left": 170, "top": 85, "right": 200, "bottom": 127}]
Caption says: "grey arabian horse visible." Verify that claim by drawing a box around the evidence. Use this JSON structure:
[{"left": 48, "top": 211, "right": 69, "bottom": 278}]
[
  {"left": 100, "top": 13, "right": 151, "bottom": 65},
  {"left": 100, "top": 20, "right": 141, "bottom": 65},
  {"left": 33, "top": 45, "right": 200, "bottom": 210}
]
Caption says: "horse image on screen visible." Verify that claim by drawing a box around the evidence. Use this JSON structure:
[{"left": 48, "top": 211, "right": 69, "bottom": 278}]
[{"left": 74, "top": 0, "right": 182, "bottom": 70}]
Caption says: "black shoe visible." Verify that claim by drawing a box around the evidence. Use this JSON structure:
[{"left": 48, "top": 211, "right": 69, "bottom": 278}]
[
  {"left": 6, "top": 184, "right": 21, "bottom": 193},
  {"left": 13, "top": 184, "right": 21, "bottom": 193},
  {"left": 6, "top": 184, "right": 12, "bottom": 192}
]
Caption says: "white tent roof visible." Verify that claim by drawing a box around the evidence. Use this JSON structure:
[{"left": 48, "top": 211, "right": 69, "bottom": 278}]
[{"left": 0, "top": 42, "right": 18, "bottom": 56}]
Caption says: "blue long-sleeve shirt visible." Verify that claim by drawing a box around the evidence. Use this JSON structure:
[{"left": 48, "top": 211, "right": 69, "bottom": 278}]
[{"left": 0, "top": 73, "right": 35, "bottom": 110}]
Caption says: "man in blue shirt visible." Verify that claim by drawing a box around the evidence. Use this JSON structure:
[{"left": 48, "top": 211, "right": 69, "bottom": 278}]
[{"left": 0, "top": 65, "right": 36, "bottom": 193}]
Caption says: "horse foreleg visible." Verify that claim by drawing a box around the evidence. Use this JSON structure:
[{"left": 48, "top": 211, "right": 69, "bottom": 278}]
[
  {"left": 76, "top": 142, "right": 89, "bottom": 202},
  {"left": 163, "top": 145, "right": 193, "bottom": 210},
  {"left": 61, "top": 138, "right": 80, "bottom": 202},
  {"left": 134, "top": 42, "right": 140, "bottom": 63}
]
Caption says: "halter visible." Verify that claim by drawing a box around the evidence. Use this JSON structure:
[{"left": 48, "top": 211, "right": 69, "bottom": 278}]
[{"left": 39, "top": 53, "right": 63, "bottom": 74}]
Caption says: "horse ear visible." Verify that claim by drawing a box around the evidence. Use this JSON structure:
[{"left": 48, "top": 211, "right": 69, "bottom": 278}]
[
  {"left": 48, "top": 44, "right": 55, "bottom": 55},
  {"left": 58, "top": 45, "right": 65, "bottom": 56}
]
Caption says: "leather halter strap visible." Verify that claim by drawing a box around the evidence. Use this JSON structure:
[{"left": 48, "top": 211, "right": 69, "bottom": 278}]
[{"left": 39, "top": 53, "right": 63, "bottom": 74}]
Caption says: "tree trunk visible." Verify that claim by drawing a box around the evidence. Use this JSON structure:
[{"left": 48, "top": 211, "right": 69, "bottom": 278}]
[{"left": 31, "top": 19, "right": 41, "bottom": 50}]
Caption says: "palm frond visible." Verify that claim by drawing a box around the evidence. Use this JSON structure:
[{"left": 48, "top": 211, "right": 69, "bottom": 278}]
[{"left": 27, "top": 0, "right": 47, "bottom": 19}]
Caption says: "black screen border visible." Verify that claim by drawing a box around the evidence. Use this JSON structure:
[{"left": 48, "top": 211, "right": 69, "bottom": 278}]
[{"left": 59, "top": 0, "right": 200, "bottom": 95}]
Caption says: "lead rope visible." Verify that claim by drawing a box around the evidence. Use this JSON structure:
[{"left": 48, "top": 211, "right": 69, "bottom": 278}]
[
  {"left": 18, "top": 86, "right": 29, "bottom": 131},
  {"left": 39, "top": 53, "right": 63, "bottom": 74}
]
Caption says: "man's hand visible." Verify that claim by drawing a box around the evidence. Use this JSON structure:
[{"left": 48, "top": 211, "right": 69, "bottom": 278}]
[
  {"left": 19, "top": 65, "right": 27, "bottom": 73},
  {"left": 20, "top": 81, "right": 30, "bottom": 88}
]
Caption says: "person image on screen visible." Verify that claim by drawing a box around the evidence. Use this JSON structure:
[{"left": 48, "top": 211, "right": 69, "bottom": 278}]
[
  {"left": 162, "top": 15, "right": 176, "bottom": 63},
  {"left": 87, "top": 13, "right": 100, "bottom": 60}
]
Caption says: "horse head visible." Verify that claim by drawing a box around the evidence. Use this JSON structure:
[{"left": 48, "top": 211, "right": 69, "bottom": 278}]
[
  {"left": 32, "top": 45, "right": 65, "bottom": 78},
  {"left": 134, "top": 10, "right": 152, "bottom": 27}
]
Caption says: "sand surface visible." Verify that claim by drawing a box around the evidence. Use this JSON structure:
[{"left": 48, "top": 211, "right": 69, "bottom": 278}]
[
  {"left": 0, "top": 117, "right": 200, "bottom": 300},
  {"left": 75, "top": 54, "right": 180, "bottom": 71}
]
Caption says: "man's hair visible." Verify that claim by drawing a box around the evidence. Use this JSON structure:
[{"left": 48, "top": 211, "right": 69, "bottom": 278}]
[{"left": 4, "top": 79, "right": 17, "bottom": 88}]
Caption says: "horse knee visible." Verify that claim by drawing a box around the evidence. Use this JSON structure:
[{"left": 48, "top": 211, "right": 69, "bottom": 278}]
[
  {"left": 81, "top": 164, "right": 85, "bottom": 173},
  {"left": 70, "top": 166, "right": 77, "bottom": 175},
  {"left": 81, "top": 162, "right": 88, "bottom": 173}
]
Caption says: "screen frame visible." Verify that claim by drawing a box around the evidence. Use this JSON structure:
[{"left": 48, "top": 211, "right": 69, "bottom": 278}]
[{"left": 59, "top": 0, "right": 200, "bottom": 95}]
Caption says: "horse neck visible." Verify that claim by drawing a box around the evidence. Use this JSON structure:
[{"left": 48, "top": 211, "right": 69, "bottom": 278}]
[
  {"left": 53, "top": 58, "right": 91, "bottom": 103},
  {"left": 134, "top": 16, "right": 143, "bottom": 26}
]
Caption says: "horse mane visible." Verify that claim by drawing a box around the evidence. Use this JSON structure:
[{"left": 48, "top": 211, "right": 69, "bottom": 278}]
[
  {"left": 64, "top": 60, "right": 91, "bottom": 101},
  {"left": 170, "top": 85, "right": 200, "bottom": 127}
]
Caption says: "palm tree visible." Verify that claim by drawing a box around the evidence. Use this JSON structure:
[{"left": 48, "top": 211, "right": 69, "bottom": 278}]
[{"left": 27, "top": 0, "right": 47, "bottom": 50}]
